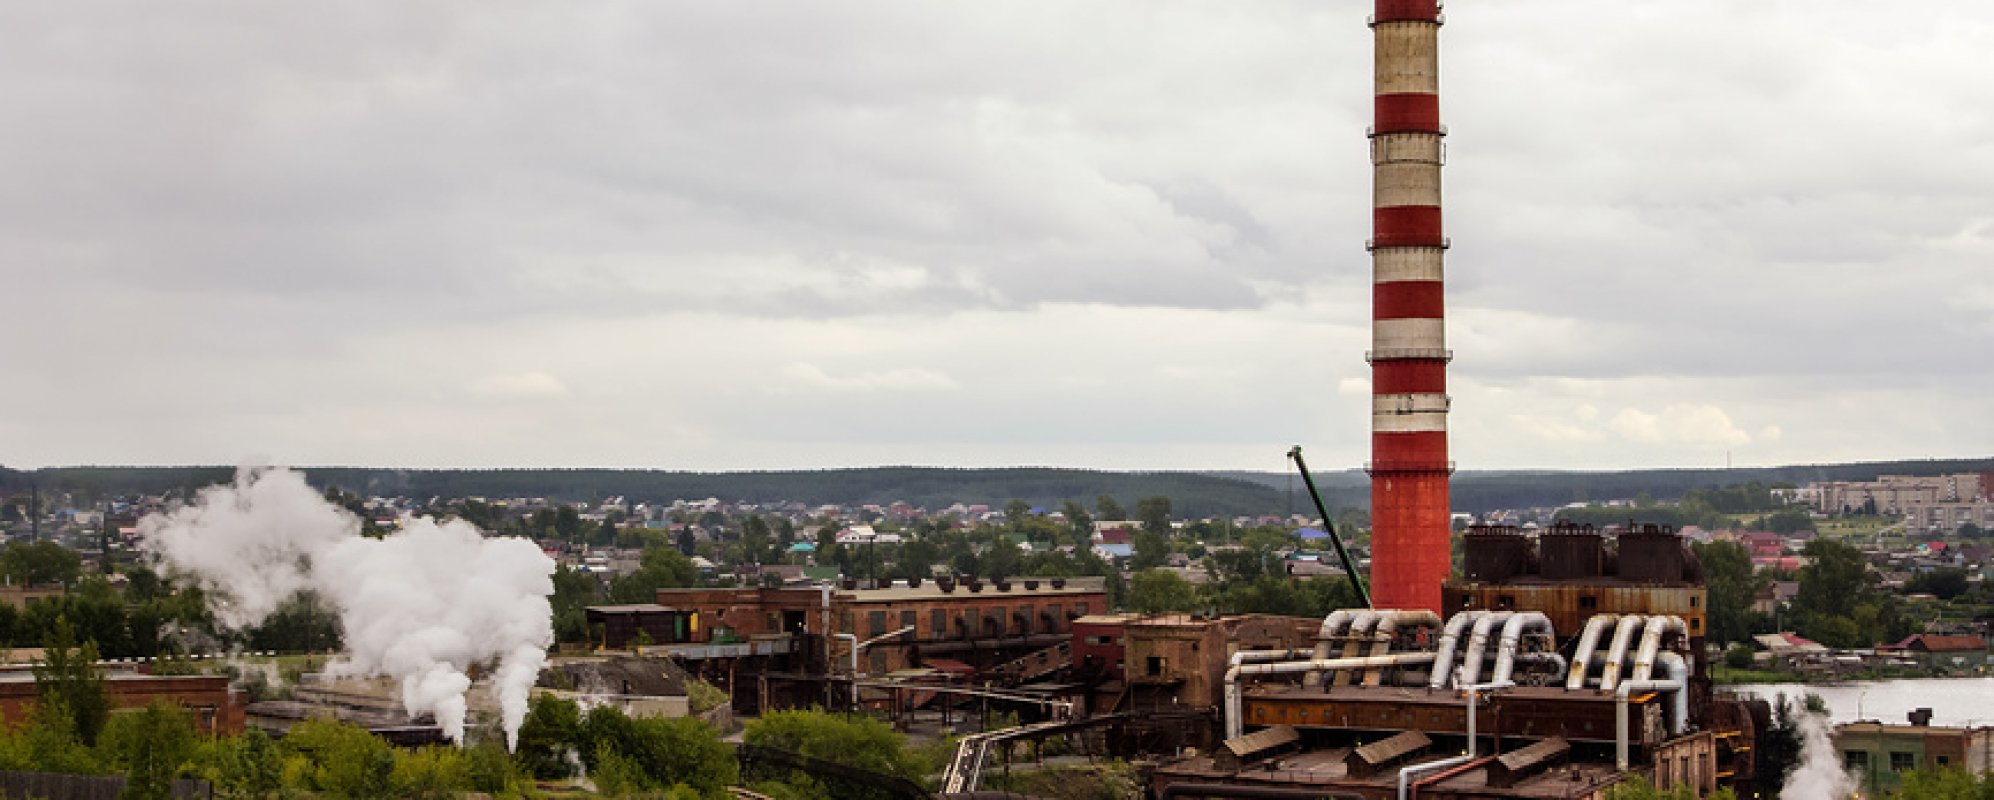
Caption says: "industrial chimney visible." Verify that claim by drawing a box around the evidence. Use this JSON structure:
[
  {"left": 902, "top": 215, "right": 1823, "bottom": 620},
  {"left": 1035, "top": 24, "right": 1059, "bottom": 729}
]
[{"left": 1367, "top": 0, "right": 1450, "bottom": 612}]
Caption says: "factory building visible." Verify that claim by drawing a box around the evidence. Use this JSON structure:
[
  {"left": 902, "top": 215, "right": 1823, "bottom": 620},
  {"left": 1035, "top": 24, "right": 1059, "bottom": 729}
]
[
  {"left": 1148, "top": 525, "right": 1763, "bottom": 799},
  {"left": 1836, "top": 713, "right": 1994, "bottom": 795},
  {"left": 0, "top": 667, "right": 244, "bottom": 737},
  {"left": 657, "top": 576, "right": 1106, "bottom": 675}
]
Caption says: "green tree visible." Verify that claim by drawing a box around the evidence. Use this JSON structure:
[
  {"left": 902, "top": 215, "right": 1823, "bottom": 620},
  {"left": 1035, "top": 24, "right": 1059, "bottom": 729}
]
[
  {"left": 1134, "top": 496, "right": 1173, "bottom": 534},
  {"left": 286, "top": 718, "right": 397, "bottom": 799},
  {"left": 2, "top": 539, "right": 83, "bottom": 586},
  {"left": 1095, "top": 494, "right": 1126, "bottom": 521},
  {"left": 608, "top": 547, "right": 700, "bottom": 603},
  {"left": 893, "top": 538, "right": 941, "bottom": 581},
  {"left": 1061, "top": 501, "right": 1093, "bottom": 545},
  {"left": 1692, "top": 541, "right": 1766, "bottom": 646},
  {"left": 515, "top": 693, "right": 583, "bottom": 778},
  {"left": 188, "top": 727, "right": 283, "bottom": 799},
  {"left": 1793, "top": 539, "right": 1906, "bottom": 647},
  {"left": 34, "top": 617, "right": 110, "bottom": 746},
  {"left": 555, "top": 505, "right": 585, "bottom": 541},
  {"left": 1129, "top": 530, "right": 1171, "bottom": 571},
  {"left": 1758, "top": 509, "right": 1814, "bottom": 535},
  {"left": 744, "top": 709, "right": 927, "bottom": 799},
  {"left": 1127, "top": 569, "right": 1197, "bottom": 615},
  {"left": 581, "top": 706, "right": 737, "bottom": 798},
  {"left": 99, "top": 701, "right": 198, "bottom": 800},
  {"left": 1907, "top": 568, "right": 1971, "bottom": 600}
]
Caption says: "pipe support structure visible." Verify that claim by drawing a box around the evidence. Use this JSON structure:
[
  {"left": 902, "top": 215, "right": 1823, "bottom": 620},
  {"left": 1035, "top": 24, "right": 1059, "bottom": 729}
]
[{"left": 1304, "top": 609, "right": 1360, "bottom": 688}]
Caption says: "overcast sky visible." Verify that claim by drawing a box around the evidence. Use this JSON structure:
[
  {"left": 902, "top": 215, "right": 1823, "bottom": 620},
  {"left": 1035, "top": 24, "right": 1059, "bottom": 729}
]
[{"left": 3, "top": 1, "right": 1990, "bottom": 473}]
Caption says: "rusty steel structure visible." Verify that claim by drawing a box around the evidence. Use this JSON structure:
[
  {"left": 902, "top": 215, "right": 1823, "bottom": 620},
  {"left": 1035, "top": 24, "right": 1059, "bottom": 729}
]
[{"left": 1367, "top": 0, "right": 1453, "bottom": 613}]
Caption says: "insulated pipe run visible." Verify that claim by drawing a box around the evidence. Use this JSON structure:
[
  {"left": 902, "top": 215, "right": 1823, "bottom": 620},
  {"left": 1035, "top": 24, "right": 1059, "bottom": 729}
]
[
  {"left": 1630, "top": 615, "right": 1687, "bottom": 684},
  {"left": 1567, "top": 614, "right": 1620, "bottom": 689},
  {"left": 1364, "top": 610, "right": 1441, "bottom": 686},
  {"left": 1303, "top": 609, "right": 1360, "bottom": 688},
  {"left": 1427, "top": 610, "right": 1484, "bottom": 689},
  {"left": 1613, "top": 652, "right": 1692, "bottom": 771},
  {"left": 1489, "top": 612, "right": 1554, "bottom": 687},
  {"left": 1224, "top": 653, "right": 1438, "bottom": 740},
  {"left": 1454, "top": 611, "right": 1512, "bottom": 687},
  {"left": 1330, "top": 610, "right": 1383, "bottom": 687},
  {"left": 1598, "top": 615, "right": 1648, "bottom": 691}
]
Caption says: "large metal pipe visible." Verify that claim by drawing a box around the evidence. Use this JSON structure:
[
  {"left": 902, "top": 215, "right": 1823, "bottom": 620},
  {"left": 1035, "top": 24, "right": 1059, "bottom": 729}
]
[
  {"left": 1453, "top": 610, "right": 1512, "bottom": 687},
  {"left": 1630, "top": 615, "right": 1686, "bottom": 684},
  {"left": 1614, "top": 652, "right": 1691, "bottom": 771},
  {"left": 1427, "top": 610, "right": 1484, "bottom": 689},
  {"left": 1488, "top": 612, "right": 1553, "bottom": 687},
  {"left": 1364, "top": 609, "right": 1441, "bottom": 686},
  {"left": 1598, "top": 614, "right": 1647, "bottom": 691},
  {"left": 1330, "top": 610, "right": 1383, "bottom": 687},
  {"left": 1303, "top": 609, "right": 1360, "bottom": 688},
  {"left": 1567, "top": 614, "right": 1619, "bottom": 689},
  {"left": 1224, "top": 653, "right": 1438, "bottom": 740}
]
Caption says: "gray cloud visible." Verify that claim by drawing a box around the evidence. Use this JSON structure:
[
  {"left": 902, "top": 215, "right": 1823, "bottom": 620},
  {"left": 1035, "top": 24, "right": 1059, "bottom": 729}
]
[{"left": 2, "top": 1, "right": 1989, "bottom": 471}]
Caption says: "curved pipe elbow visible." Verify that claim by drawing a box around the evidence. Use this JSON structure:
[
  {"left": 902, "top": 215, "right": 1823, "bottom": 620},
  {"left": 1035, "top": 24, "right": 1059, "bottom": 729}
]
[
  {"left": 1567, "top": 614, "right": 1619, "bottom": 690},
  {"left": 1457, "top": 611, "right": 1512, "bottom": 687},
  {"left": 1428, "top": 610, "right": 1483, "bottom": 689},
  {"left": 1599, "top": 615, "right": 1647, "bottom": 692}
]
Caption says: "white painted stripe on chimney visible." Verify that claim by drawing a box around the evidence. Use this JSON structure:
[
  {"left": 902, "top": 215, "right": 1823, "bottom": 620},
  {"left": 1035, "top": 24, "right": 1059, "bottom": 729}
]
[
  {"left": 1373, "top": 318, "right": 1446, "bottom": 349},
  {"left": 1373, "top": 248, "right": 1445, "bottom": 283},
  {"left": 1374, "top": 23, "right": 1440, "bottom": 95},
  {"left": 1372, "top": 410, "right": 1449, "bottom": 433}
]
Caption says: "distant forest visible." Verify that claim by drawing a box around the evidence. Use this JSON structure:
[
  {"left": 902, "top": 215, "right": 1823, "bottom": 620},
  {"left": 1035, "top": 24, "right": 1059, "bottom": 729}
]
[{"left": 3, "top": 457, "right": 1991, "bottom": 518}]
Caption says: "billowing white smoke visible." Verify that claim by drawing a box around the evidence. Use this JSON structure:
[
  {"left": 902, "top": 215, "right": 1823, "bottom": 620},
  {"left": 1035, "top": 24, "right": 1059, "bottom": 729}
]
[
  {"left": 1784, "top": 709, "right": 1857, "bottom": 800},
  {"left": 140, "top": 466, "right": 554, "bottom": 749}
]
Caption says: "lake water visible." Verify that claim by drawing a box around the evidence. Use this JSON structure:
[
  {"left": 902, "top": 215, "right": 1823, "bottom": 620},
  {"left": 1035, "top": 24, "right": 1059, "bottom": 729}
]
[{"left": 1727, "top": 678, "right": 1994, "bottom": 727}]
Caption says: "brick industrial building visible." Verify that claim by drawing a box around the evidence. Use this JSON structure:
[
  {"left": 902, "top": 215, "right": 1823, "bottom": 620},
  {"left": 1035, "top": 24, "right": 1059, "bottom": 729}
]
[
  {"left": 656, "top": 576, "right": 1108, "bottom": 674},
  {"left": 0, "top": 667, "right": 244, "bottom": 736}
]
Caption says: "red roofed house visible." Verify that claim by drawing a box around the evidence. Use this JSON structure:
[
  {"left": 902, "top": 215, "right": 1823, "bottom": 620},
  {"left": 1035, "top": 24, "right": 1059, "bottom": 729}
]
[{"left": 1879, "top": 634, "right": 1990, "bottom": 670}]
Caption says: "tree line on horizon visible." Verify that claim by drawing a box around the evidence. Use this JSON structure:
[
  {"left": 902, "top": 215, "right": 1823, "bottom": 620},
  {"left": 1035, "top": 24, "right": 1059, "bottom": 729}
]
[{"left": 5, "top": 456, "right": 1992, "bottom": 518}]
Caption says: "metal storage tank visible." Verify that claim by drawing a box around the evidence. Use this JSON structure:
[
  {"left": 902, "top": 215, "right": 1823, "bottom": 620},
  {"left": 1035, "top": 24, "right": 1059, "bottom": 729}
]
[
  {"left": 1462, "top": 525, "right": 1531, "bottom": 582},
  {"left": 1539, "top": 523, "right": 1605, "bottom": 580},
  {"left": 1616, "top": 525, "right": 1690, "bottom": 583}
]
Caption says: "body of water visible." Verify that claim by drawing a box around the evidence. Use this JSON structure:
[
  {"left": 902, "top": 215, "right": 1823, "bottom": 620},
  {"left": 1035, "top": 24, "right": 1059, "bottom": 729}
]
[{"left": 1728, "top": 678, "right": 1994, "bottom": 727}]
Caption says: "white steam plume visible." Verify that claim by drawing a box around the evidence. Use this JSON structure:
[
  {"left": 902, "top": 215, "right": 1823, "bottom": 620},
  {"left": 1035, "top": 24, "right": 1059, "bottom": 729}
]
[
  {"left": 140, "top": 466, "right": 555, "bottom": 749},
  {"left": 1784, "top": 709, "right": 1857, "bottom": 800}
]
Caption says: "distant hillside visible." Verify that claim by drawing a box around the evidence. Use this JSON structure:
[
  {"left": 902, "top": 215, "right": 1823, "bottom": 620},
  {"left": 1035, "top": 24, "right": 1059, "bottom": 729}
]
[
  {"left": 1217, "top": 458, "right": 1994, "bottom": 513},
  {"left": 6, "top": 457, "right": 1989, "bottom": 519},
  {"left": 1, "top": 465, "right": 1292, "bottom": 519}
]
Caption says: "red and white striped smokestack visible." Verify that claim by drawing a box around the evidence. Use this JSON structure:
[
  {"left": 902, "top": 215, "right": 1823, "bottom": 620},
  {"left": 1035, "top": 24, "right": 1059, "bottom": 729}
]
[{"left": 1368, "top": 0, "right": 1450, "bottom": 612}]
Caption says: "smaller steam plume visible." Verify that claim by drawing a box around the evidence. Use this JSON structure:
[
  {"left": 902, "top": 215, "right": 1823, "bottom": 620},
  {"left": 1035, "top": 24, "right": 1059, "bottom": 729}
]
[
  {"left": 141, "top": 466, "right": 554, "bottom": 749},
  {"left": 1784, "top": 708, "right": 1857, "bottom": 800}
]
